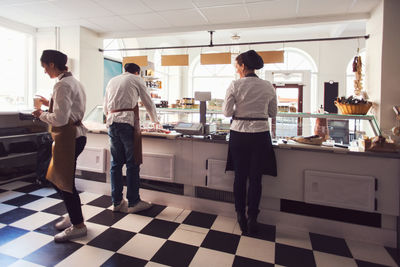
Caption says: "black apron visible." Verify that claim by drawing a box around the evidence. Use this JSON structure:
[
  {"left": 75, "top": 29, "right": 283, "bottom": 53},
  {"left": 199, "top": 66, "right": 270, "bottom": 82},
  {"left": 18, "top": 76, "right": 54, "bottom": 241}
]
[{"left": 225, "top": 73, "right": 277, "bottom": 177}]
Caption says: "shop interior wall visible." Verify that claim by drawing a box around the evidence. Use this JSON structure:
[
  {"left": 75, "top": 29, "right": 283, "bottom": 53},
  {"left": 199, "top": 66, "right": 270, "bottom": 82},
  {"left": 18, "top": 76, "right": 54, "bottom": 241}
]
[
  {"left": 35, "top": 26, "right": 103, "bottom": 115},
  {"left": 79, "top": 27, "right": 103, "bottom": 115},
  {"left": 35, "top": 27, "right": 56, "bottom": 98},
  {"left": 129, "top": 34, "right": 364, "bottom": 113},
  {"left": 366, "top": 1, "right": 383, "bottom": 129},
  {"left": 380, "top": 0, "right": 400, "bottom": 136}
]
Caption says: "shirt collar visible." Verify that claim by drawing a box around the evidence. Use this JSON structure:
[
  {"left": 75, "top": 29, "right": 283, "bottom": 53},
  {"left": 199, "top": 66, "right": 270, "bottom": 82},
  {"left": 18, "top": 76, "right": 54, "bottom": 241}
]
[
  {"left": 57, "top": 72, "right": 72, "bottom": 80},
  {"left": 245, "top": 73, "right": 258, "bottom": 78}
]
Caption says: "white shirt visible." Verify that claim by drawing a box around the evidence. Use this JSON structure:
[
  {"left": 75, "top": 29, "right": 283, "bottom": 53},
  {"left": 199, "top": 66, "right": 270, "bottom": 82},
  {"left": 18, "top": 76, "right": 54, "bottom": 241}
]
[
  {"left": 40, "top": 73, "right": 87, "bottom": 138},
  {"left": 223, "top": 76, "right": 277, "bottom": 133},
  {"left": 103, "top": 72, "right": 158, "bottom": 127}
]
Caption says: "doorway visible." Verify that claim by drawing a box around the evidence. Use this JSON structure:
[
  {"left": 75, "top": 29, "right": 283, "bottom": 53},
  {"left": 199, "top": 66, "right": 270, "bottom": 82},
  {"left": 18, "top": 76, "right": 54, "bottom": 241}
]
[{"left": 272, "top": 84, "right": 303, "bottom": 138}]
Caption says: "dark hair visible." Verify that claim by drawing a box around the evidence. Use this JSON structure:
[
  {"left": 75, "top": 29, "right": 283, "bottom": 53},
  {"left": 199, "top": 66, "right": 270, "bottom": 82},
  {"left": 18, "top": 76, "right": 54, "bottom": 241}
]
[
  {"left": 40, "top": 50, "right": 68, "bottom": 71},
  {"left": 236, "top": 50, "right": 264, "bottom": 70},
  {"left": 124, "top": 63, "right": 140, "bottom": 74}
]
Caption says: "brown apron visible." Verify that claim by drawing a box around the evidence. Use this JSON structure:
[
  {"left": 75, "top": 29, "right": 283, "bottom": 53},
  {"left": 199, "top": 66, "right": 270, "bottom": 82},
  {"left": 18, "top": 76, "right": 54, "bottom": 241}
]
[
  {"left": 45, "top": 72, "right": 78, "bottom": 193},
  {"left": 109, "top": 105, "right": 143, "bottom": 165}
]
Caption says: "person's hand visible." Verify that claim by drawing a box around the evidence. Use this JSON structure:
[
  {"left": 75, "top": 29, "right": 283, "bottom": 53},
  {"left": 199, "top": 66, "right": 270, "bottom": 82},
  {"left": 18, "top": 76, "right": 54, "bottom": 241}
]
[
  {"left": 32, "top": 109, "right": 43, "bottom": 118},
  {"left": 37, "top": 95, "right": 49, "bottom": 107}
]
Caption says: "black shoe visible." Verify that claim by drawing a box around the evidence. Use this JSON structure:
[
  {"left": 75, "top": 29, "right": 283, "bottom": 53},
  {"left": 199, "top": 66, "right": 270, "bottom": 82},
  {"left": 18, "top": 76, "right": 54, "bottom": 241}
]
[
  {"left": 237, "top": 212, "right": 247, "bottom": 234},
  {"left": 248, "top": 216, "right": 259, "bottom": 234}
]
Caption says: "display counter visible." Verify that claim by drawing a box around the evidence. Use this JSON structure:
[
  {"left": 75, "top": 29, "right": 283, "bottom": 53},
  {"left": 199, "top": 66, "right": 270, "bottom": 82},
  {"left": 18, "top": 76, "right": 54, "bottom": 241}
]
[{"left": 76, "top": 106, "right": 400, "bottom": 247}]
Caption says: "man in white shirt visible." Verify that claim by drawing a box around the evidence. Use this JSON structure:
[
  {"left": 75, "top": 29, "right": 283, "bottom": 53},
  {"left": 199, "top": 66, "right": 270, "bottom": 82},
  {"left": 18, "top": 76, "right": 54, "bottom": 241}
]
[{"left": 104, "top": 63, "right": 159, "bottom": 213}]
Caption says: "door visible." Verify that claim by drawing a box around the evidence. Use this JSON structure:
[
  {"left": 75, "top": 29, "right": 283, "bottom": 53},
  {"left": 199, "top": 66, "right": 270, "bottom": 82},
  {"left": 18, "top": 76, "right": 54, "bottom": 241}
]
[{"left": 272, "top": 84, "right": 303, "bottom": 137}]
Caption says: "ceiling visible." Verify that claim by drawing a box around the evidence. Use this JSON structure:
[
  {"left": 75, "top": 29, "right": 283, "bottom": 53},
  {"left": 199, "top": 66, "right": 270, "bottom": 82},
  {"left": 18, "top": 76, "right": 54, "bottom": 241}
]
[{"left": 0, "top": 0, "right": 380, "bottom": 38}]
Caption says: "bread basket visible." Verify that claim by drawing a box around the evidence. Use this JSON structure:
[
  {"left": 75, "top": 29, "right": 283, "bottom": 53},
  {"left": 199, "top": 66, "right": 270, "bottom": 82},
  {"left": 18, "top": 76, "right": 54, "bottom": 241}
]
[{"left": 334, "top": 101, "right": 372, "bottom": 115}]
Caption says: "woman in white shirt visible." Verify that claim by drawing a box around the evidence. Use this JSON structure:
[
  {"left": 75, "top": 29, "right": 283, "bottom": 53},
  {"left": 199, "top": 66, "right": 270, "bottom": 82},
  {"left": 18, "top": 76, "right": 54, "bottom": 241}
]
[
  {"left": 223, "top": 50, "right": 277, "bottom": 234},
  {"left": 32, "top": 50, "right": 87, "bottom": 242}
]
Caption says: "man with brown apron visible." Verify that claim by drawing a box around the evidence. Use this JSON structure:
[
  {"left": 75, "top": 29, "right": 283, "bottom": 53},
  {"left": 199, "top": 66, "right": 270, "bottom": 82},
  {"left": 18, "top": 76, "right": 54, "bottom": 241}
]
[
  {"left": 223, "top": 50, "right": 278, "bottom": 235},
  {"left": 32, "top": 50, "right": 87, "bottom": 242},
  {"left": 103, "top": 63, "right": 159, "bottom": 213}
]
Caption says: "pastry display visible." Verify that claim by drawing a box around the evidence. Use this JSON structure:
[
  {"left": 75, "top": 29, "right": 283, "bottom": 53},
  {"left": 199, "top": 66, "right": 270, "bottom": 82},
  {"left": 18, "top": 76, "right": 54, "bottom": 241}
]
[
  {"left": 289, "top": 135, "right": 325, "bottom": 146},
  {"left": 365, "top": 135, "right": 398, "bottom": 153}
]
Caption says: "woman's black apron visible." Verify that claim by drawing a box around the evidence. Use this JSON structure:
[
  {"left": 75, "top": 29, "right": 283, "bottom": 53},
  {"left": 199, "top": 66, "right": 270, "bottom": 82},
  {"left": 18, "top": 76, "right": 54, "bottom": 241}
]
[{"left": 225, "top": 73, "right": 277, "bottom": 177}]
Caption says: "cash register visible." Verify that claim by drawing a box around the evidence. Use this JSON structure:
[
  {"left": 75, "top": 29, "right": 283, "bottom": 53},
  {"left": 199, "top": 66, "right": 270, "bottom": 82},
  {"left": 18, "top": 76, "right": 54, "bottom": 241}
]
[{"left": 174, "top": 91, "right": 216, "bottom": 135}]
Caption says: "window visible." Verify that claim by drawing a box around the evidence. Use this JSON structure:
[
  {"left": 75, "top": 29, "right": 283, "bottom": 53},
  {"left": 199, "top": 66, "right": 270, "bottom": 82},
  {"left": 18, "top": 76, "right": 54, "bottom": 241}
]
[
  {"left": 154, "top": 49, "right": 170, "bottom": 101},
  {"left": 264, "top": 48, "right": 318, "bottom": 113},
  {"left": 190, "top": 56, "right": 235, "bottom": 99},
  {"left": 0, "top": 26, "right": 33, "bottom": 109},
  {"left": 346, "top": 50, "right": 365, "bottom": 97}
]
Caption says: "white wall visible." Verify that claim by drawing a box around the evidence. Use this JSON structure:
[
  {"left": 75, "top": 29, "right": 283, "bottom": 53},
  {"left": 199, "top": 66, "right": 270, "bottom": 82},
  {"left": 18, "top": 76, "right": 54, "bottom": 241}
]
[
  {"left": 35, "top": 27, "right": 56, "bottom": 99},
  {"left": 80, "top": 27, "right": 103, "bottom": 114},
  {"left": 366, "top": 1, "right": 384, "bottom": 127},
  {"left": 380, "top": 0, "right": 400, "bottom": 134},
  {"left": 366, "top": 0, "right": 400, "bottom": 135},
  {"left": 35, "top": 26, "right": 103, "bottom": 115},
  {"left": 130, "top": 35, "right": 364, "bottom": 113},
  {"left": 60, "top": 26, "right": 80, "bottom": 78}
]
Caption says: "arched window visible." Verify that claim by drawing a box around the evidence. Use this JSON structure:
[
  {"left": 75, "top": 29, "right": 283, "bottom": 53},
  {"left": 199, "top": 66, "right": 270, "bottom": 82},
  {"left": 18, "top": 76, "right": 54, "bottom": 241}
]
[
  {"left": 263, "top": 48, "right": 318, "bottom": 113},
  {"left": 262, "top": 47, "right": 317, "bottom": 74},
  {"left": 190, "top": 55, "right": 235, "bottom": 99},
  {"left": 346, "top": 50, "right": 366, "bottom": 97}
]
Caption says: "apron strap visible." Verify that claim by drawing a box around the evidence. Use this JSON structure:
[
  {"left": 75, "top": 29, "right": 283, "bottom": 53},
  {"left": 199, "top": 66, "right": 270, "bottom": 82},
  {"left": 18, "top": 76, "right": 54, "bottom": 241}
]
[
  {"left": 109, "top": 108, "right": 136, "bottom": 114},
  {"left": 232, "top": 116, "right": 268, "bottom": 121}
]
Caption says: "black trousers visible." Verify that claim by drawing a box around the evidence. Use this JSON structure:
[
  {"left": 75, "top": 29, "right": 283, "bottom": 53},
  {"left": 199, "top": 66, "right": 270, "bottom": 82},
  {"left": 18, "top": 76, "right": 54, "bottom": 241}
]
[
  {"left": 229, "top": 130, "right": 272, "bottom": 217},
  {"left": 53, "top": 136, "right": 86, "bottom": 225}
]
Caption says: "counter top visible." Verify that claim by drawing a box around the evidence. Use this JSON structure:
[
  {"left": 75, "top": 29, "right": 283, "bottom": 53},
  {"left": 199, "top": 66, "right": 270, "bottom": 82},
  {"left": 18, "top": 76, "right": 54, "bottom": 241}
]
[{"left": 87, "top": 129, "right": 400, "bottom": 159}]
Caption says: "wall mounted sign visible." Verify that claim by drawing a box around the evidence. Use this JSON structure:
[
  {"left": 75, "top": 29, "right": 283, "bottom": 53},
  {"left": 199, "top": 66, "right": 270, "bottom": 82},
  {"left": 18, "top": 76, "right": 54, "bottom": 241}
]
[
  {"left": 200, "top": 52, "right": 231, "bottom": 65},
  {"left": 257, "top": 51, "right": 284, "bottom": 64},
  {"left": 161, "top": 54, "right": 189, "bottom": 66},
  {"left": 122, "top": 56, "right": 148, "bottom": 67}
]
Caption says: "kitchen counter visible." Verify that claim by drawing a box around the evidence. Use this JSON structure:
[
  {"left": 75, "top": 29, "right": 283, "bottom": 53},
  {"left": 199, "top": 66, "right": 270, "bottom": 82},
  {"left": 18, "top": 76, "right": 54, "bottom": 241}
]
[
  {"left": 77, "top": 129, "right": 400, "bottom": 247},
  {"left": 86, "top": 127, "right": 400, "bottom": 159}
]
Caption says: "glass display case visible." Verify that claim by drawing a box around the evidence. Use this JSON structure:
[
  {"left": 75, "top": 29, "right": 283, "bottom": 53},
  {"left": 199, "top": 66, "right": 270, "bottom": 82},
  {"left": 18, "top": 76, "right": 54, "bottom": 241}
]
[
  {"left": 84, "top": 105, "right": 380, "bottom": 145},
  {"left": 142, "top": 108, "right": 380, "bottom": 144}
]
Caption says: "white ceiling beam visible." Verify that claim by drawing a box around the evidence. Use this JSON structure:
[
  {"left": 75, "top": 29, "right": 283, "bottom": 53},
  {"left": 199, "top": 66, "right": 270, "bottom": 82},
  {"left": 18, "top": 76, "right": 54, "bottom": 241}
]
[
  {"left": 330, "top": 24, "right": 348, "bottom": 37},
  {"left": 0, "top": 16, "right": 36, "bottom": 34},
  {"left": 100, "top": 12, "right": 370, "bottom": 39}
]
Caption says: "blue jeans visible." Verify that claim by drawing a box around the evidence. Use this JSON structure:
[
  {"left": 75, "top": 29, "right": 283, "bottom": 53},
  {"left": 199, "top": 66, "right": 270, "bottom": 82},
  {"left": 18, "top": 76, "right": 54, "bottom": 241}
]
[{"left": 108, "top": 122, "right": 140, "bottom": 207}]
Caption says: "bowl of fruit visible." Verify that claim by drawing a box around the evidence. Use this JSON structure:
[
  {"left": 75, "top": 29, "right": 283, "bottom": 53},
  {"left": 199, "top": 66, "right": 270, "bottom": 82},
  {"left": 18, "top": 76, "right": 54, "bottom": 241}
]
[{"left": 334, "top": 96, "right": 372, "bottom": 115}]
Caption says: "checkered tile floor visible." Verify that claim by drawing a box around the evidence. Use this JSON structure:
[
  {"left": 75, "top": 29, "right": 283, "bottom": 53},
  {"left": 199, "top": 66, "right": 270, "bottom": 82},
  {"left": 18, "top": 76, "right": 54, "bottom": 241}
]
[{"left": 0, "top": 179, "right": 399, "bottom": 267}]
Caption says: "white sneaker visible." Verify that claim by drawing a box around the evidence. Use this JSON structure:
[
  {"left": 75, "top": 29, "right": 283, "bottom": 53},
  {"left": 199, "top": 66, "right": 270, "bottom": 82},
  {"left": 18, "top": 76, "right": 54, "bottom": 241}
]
[
  {"left": 55, "top": 216, "right": 71, "bottom": 231},
  {"left": 54, "top": 225, "right": 87, "bottom": 243},
  {"left": 126, "top": 200, "right": 153, "bottom": 213},
  {"left": 113, "top": 199, "right": 127, "bottom": 212}
]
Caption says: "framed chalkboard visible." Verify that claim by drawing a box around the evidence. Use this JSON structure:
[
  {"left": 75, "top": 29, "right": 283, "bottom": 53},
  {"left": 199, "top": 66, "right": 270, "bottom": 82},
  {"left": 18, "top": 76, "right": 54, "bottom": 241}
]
[{"left": 103, "top": 57, "right": 122, "bottom": 95}]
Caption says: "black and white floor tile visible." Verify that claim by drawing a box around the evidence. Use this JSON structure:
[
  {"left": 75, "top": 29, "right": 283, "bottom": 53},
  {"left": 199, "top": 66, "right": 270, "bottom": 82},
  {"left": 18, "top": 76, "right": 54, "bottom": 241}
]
[{"left": 0, "top": 179, "right": 399, "bottom": 267}]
